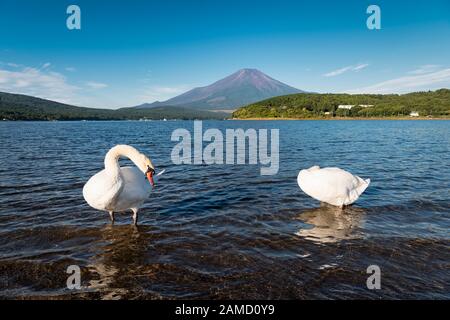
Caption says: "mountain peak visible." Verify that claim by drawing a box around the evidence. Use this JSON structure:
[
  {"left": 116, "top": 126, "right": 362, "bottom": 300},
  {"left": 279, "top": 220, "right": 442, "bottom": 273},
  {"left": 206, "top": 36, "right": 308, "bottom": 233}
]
[
  {"left": 231, "top": 68, "right": 266, "bottom": 79},
  {"left": 135, "top": 69, "right": 305, "bottom": 110},
  {"left": 236, "top": 68, "right": 261, "bottom": 73}
]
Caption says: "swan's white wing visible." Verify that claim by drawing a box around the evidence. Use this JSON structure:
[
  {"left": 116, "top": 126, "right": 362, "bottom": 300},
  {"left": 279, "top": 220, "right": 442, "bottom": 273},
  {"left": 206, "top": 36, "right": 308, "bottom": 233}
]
[
  {"left": 346, "top": 177, "right": 370, "bottom": 205},
  {"left": 112, "top": 167, "right": 152, "bottom": 212},
  {"left": 83, "top": 169, "right": 123, "bottom": 211}
]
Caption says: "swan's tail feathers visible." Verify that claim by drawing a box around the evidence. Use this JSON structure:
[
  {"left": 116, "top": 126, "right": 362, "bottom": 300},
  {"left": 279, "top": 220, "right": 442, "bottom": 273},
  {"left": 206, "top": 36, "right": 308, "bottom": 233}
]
[
  {"left": 346, "top": 176, "right": 370, "bottom": 205},
  {"left": 355, "top": 177, "right": 370, "bottom": 196},
  {"left": 356, "top": 177, "right": 370, "bottom": 195}
]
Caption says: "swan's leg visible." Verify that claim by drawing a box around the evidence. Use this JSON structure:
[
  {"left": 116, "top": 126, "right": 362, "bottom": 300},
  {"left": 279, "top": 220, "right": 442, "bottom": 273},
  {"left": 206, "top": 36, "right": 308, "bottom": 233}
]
[
  {"left": 131, "top": 208, "right": 139, "bottom": 225},
  {"left": 109, "top": 211, "right": 115, "bottom": 223}
]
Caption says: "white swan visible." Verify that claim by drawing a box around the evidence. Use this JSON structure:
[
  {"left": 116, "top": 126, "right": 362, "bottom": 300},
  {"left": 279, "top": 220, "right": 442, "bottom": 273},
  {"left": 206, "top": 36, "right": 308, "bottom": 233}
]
[
  {"left": 297, "top": 166, "right": 370, "bottom": 207},
  {"left": 83, "top": 145, "right": 156, "bottom": 225}
]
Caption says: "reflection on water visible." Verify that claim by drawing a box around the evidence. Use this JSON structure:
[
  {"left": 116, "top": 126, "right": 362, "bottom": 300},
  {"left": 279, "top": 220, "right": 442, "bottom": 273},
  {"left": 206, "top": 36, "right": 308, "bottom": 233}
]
[
  {"left": 295, "top": 205, "right": 365, "bottom": 243},
  {"left": 87, "top": 262, "right": 122, "bottom": 300},
  {"left": 87, "top": 225, "right": 150, "bottom": 300},
  {"left": 0, "top": 120, "right": 449, "bottom": 299}
]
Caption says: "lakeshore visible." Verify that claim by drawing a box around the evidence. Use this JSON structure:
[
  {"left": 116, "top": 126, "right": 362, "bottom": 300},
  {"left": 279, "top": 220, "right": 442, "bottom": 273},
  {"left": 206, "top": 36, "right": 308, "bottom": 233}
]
[{"left": 231, "top": 116, "right": 450, "bottom": 120}]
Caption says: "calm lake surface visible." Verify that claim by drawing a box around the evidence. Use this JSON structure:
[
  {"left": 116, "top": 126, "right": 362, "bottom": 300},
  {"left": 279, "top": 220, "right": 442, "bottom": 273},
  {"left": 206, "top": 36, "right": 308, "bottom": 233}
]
[{"left": 0, "top": 120, "right": 448, "bottom": 299}]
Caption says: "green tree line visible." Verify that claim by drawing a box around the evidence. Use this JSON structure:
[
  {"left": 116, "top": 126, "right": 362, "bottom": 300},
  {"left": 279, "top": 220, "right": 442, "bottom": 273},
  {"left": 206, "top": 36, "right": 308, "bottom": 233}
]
[{"left": 232, "top": 89, "right": 450, "bottom": 119}]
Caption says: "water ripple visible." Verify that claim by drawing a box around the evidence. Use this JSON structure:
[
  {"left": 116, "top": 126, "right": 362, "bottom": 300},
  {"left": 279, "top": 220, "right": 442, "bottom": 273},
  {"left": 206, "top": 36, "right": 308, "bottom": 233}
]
[{"left": 0, "top": 120, "right": 449, "bottom": 299}]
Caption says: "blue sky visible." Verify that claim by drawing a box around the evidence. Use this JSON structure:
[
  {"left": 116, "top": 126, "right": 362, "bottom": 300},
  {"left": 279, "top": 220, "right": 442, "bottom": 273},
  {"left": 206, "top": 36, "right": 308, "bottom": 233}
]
[{"left": 0, "top": 0, "right": 449, "bottom": 108}]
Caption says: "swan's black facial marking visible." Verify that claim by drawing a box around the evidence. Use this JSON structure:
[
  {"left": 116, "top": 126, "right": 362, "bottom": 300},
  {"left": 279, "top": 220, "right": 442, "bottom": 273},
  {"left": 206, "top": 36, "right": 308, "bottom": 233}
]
[{"left": 145, "top": 166, "right": 155, "bottom": 177}]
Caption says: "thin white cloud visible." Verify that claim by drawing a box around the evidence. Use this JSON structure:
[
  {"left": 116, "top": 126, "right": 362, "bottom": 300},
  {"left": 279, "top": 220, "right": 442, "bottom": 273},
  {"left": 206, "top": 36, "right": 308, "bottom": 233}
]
[
  {"left": 85, "top": 81, "right": 108, "bottom": 89},
  {"left": 353, "top": 63, "right": 369, "bottom": 71},
  {"left": 408, "top": 64, "right": 441, "bottom": 75},
  {"left": 324, "top": 66, "right": 353, "bottom": 77},
  {"left": 324, "top": 63, "right": 369, "bottom": 77},
  {"left": 138, "top": 85, "right": 190, "bottom": 102},
  {"left": 0, "top": 64, "right": 80, "bottom": 104},
  {"left": 347, "top": 68, "right": 450, "bottom": 94},
  {"left": 41, "top": 62, "right": 51, "bottom": 69},
  {"left": 65, "top": 67, "right": 76, "bottom": 72}
]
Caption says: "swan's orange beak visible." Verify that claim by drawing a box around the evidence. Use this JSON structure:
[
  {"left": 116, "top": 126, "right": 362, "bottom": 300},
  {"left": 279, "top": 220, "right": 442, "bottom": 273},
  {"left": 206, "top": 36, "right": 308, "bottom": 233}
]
[{"left": 146, "top": 170, "right": 155, "bottom": 187}]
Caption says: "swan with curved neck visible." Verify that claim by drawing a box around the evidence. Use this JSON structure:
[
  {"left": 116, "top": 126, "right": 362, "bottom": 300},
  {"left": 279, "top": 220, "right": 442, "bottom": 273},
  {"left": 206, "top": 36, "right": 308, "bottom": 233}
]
[{"left": 83, "top": 145, "right": 156, "bottom": 225}]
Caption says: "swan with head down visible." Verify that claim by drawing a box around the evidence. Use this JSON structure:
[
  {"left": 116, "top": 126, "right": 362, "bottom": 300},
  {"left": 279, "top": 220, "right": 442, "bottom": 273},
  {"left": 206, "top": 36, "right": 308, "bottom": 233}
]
[
  {"left": 297, "top": 166, "right": 370, "bottom": 207},
  {"left": 83, "top": 145, "right": 156, "bottom": 225}
]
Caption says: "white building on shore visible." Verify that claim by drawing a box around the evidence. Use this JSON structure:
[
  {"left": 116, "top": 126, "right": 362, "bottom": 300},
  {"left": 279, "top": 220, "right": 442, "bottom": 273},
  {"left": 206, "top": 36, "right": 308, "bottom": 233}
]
[
  {"left": 337, "top": 104, "right": 374, "bottom": 110},
  {"left": 338, "top": 105, "right": 354, "bottom": 110}
]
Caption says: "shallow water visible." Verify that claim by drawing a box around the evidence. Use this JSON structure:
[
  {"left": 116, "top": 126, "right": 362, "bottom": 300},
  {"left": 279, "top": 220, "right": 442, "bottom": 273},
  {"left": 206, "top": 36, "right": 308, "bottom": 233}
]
[{"left": 0, "top": 120, "right": 448, "bottom": 299}]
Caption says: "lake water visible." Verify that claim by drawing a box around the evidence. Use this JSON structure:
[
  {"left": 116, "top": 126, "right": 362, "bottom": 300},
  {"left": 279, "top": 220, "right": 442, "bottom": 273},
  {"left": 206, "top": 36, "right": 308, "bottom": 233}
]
[{"left": 0, "top": 120, "right": 448, "bottom": 299}]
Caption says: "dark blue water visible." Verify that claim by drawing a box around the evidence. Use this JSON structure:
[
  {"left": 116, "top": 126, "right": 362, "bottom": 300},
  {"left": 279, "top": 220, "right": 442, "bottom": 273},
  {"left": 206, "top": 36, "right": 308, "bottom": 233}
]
[{"left": 0, "top": 120, "right": 448, "bottom": 299}]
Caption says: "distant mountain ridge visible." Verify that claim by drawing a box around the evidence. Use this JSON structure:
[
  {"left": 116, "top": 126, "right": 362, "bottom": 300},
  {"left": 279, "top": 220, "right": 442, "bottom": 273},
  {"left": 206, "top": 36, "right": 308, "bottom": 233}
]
[
  {"left": 0, "top": 91, "right": 229, "bottom": 121},
  {"left": 134, "top": 68, "right": 305, "bottom": 110}
]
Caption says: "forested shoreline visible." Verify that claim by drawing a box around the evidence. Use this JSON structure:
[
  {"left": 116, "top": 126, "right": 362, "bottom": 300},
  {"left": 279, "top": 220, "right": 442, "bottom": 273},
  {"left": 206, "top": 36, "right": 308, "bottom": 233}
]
[{"left": 233, "top": 89, "right": 450, "bottom": 119}]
